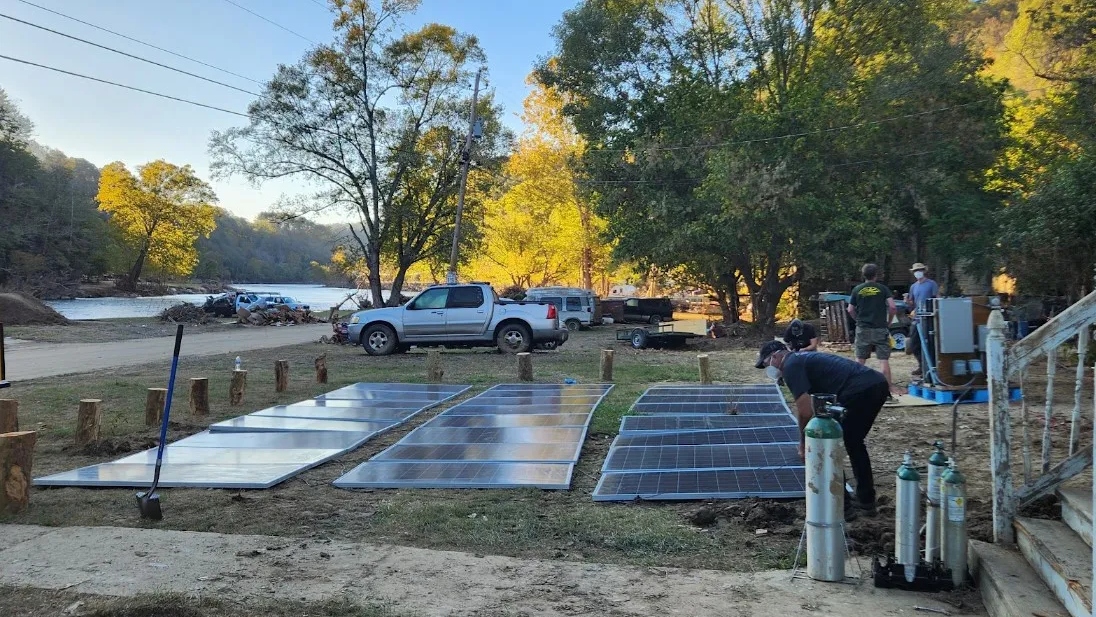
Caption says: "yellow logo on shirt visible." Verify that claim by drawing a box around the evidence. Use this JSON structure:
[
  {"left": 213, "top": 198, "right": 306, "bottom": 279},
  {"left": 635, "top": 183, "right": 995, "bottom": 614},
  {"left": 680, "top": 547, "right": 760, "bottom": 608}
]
[{"left": 858, "top": 287, "right": 882, "bottom": 297}]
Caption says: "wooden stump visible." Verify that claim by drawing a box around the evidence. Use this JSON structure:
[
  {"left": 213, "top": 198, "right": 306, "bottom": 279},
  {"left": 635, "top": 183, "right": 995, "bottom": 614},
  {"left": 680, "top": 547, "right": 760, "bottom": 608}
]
[
  {"left": 75, "top": 399, "right": 102, "bottom": 447},
  {"left": 189, "top": 378, "right": 210, "bottom": 417},
  {"left": 144, "top": 388, "right": 167, "bottom": 427},
  {"left": 229, "top": 370, "right": 247, "bottom": 406},
  {"left": 426, "top": 350, "right": 444, "bottom": 383},
  {"left": 0, "top": 430, "right": 36, "bottom": 514},
  {"left": 314, "top": 354, "right": 328, "bottom": 384},
  {"left": 698, "top": 354, "right": 712, "bottom": 385},
  {"left": 600, "top": 350, "right": 614, "bottom": 382},
  {"left": 0, "top": 399, "right": 18, "bottom": 433},
  {"left": 517, "top": 352, "right": 533, "bottom": 382},
  {"left": 275, "top": 360, "right": 289, "bottom": 393}
]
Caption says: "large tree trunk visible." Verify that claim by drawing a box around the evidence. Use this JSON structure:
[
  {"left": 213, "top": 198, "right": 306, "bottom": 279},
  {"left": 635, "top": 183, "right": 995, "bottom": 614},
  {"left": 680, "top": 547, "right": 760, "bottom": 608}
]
[
  {"left": 579, "top": 204, "right": 593, "bottom": 290},
  {"left": 121, "top": 240, "right": 150, "bottom": 292},
  {"left": 366, "top": 250, "right": 384, "bottom": 309},
  {"left": 388, "top": 263, "right": 409, "bottom": 307}
]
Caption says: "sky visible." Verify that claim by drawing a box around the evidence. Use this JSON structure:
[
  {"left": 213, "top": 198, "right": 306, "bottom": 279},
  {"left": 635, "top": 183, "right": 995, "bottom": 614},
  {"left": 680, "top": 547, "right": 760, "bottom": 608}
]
[{"left": 0, "top": 0, "right": 579, "bottom": 222}]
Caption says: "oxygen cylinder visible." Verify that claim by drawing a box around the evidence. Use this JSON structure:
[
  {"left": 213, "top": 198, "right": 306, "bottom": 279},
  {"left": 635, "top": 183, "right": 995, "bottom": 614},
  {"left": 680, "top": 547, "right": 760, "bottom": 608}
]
[
  {"left": 896, "top": 452, "right": 921, "bottom": 583},
  {"left": 925, "top": 441, "right": 948, "bottom": 563},
  {"left": 803, "top": 402, "right": 846, "bottom": 582},
  {"left": 940, "top": 461, "right": 968, "bottom": 587}
]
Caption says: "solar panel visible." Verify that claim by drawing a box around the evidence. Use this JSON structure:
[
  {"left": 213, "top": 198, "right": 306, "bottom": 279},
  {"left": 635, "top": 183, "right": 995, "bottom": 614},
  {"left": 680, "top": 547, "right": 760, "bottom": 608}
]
[
  {"left": 619, "top": 414, "right": 796, "bottom": 433},
  {"left": 327, "top": 383, "right": 470, "bottom": 394},
  {"left": 601, "top": 443, "right": 801, "bottom": 472},
  {"left": 636, "top": 394, "right": 784, "bottom": 404},
  {"left": 440, "top": 403, "right": 596, "bottom": 416},
  {"left": 282, "top": 399, "right": 428, "bottom": 409},
  {"left": 464, "top": 394, "right": 606, "bottom": 406},
  {"left": 333, "top": 461, "right": 574, "bottom": 489},
  {"left": 114, "top": 446, "right": 344, "bottom": 466},
  {"left": 317, "top": 391, "right": 456, "bottom": 401},
  {"left": 172, "top": 430, "right": 370, "bottom": 450},
  {"left": 429, "top": 413, "right": 592, "bottom": 428},
  {"left": 646, "top": 385, "right": 780, "bottom": 394},
  {"left": 612, "top": 426, "right": 799, "bottom": 447},
  {"left": 209, "top": 416, "right": 397, "bottom": 434},
  {"left": 372, "top": 442, "right": 581, "bottom": 463},
  {"left": 631, "top": 401, "right": 791, "bottom": 415},
  {"left": 34, "top": 463, "right": 310, "bottom": 489},
  {"left": 399, "top": 426, "right": 586, "bottom": 445},
  {"left": 249, "top": 405, "right": 416, "bottom": 423},
  {"left": 485, "top": 383, "right": 613, "bottom": 393},
  {"left": 592, "top": 467, "right": 806, "bottom": 501}
]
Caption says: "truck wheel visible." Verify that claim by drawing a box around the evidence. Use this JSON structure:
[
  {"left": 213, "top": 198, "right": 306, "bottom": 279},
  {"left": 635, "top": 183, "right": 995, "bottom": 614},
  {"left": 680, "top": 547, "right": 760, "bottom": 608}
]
[
  {"left": 649, "top": 314, "right": 662, "bottom": 325},
  {"left": 496, "top": 323, "right": 532, "bottom": 354},
  {"left": 565, "top": 319, "right": 581, "bottom": 332},
  {"left": 362, "top": 324, "right": 398, "bottom": 356}
]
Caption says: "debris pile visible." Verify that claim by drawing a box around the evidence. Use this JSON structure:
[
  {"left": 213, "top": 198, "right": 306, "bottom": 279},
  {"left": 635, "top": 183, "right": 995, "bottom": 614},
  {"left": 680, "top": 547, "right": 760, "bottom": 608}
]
[
  {"left": 158, "top": 302, "right": 212, "bottom": 324},
  {"left": 236, "top": 304, "right": 322, "bottom": 326}
]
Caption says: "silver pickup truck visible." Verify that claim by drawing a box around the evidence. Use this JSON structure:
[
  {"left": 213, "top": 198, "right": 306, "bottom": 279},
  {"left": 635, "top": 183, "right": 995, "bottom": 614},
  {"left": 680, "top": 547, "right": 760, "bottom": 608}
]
[{"left": 347, "top": 283, "right": 569, "bottom": 356}]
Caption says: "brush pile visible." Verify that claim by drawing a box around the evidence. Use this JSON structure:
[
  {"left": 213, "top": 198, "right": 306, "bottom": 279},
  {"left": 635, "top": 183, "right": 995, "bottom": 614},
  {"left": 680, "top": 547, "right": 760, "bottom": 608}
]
[
  {"left": 158, "top": 302, "right": 212, "bottom": 324},
  {"left": 236, "top": 304, "right": 323, "bottom": 326}
]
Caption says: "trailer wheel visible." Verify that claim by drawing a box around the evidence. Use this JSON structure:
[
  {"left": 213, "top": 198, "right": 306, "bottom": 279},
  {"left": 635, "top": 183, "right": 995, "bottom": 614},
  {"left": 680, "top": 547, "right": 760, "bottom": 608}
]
[{"left": 630, "top": 328, "right": 649, "bottom": 349}]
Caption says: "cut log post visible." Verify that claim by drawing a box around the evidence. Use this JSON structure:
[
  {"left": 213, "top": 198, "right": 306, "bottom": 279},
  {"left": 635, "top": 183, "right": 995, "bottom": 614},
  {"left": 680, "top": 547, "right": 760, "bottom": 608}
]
[
  {"left": 229, "top": 370, "right": 247, "bottom": 406},
  {"left": 517, "top": 352, "right": 533, "bottom": 382},
  {"left": 275, "top": 360, "right": 289, "bottom": 393},
  {"left": 314, "top": 353, "right": 328, "bottom": 384},
  {"left": 75, "top": 399, "right": 102, "bottom": 447},
  {"left": 600, "top": 349, "right": 614, "bottom": 382},
  {"left": 698, "top": 354, "right": 712, "bottom": 385},
  {"left": 189, "top": 377, "right": 210, "bottom": 417},
  {"left": 144, "top": 388, "right": 167, "bottom": 427},
  {"left": 986, "top": 309, "right": 1015, "bottom": 544},
  {"left": 0, "top": 399, "right": 17, "bottom": 433},
  {"left": 426, "top": 350, "right": 444, "bottom": 383},
  {"left": 0, "top": 430, "right": 37, "bottom": 514}
]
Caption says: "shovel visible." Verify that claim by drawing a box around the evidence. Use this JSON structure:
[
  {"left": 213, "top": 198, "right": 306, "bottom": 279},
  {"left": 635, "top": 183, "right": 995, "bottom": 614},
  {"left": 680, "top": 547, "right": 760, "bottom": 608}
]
[{"left": 137, "top": 324, "right": 184, "bottom": 520}]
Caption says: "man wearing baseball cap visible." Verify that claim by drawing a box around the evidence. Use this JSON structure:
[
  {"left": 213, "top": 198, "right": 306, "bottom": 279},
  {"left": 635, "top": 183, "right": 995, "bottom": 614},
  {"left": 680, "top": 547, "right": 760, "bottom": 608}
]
[{"left": 756, "top": 340, "right": 889, "bottom": 517}]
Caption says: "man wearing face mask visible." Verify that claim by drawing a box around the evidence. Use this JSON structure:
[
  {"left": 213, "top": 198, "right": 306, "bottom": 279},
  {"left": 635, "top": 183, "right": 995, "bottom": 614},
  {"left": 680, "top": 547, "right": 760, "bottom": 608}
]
[
  {"left": 906, "top": 262, "right": 939, "bottom": 379},
  {"left": 756, "top": 340, "right": 889, "bottom": 517},
  {"left": 783, "top": 318, "right": 819, "bottom": 351}
]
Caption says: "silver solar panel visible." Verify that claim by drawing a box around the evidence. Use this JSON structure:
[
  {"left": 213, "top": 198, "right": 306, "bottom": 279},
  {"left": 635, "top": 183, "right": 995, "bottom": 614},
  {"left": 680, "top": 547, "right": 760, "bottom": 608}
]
[
  {"left": 619, "top": 414, "right": 796, "bottom": 434},
  {"left": 249, "top": 406, "right": 415, "bottom": 422},
  {"left": 631, "top": 401, "right": 791, "bottom": 415},
  {"left": 592, "top": 467, "right": 806, "bottom": 501},
  {"left": 440, "top": 403, "right": 596, "bottom": 416},
  {"left": 612, "top": 426, "right": 799, "bottom": 447},
  {"left": 34, "top": 463, "right": 311, "bottom": 489},
  {"left": 373, "top": 442, "right": 582, "bottom": 463},
  {"left": 333, "top": 461, "right": 574, "bottom": 489},
  {"left": 172, "top": 430, "right": 370, "bottom": 450},
  {"left": 209, "top": 416, "right": 397, "bottom": 434},
  {"left": 114, "top": 446, "right": 344, "bottom": 466},
  {"left": 429, "top": 413, "right": 592, "bottom": 428},
  {"left": 601, "top": 443, "right": 801, "bottom": 472},
  {"left": 400, "top": 426, "right": 586, "bottom": 445}
]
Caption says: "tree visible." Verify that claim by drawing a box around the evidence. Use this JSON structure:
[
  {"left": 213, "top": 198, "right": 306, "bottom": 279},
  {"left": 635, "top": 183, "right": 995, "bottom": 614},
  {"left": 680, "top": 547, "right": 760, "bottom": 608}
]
[
  {"left": 210, "top": 0, "right": 507, "bottom": 306},
  {"left": 96, "top": 160, "right": 217, "bottom": 290}
]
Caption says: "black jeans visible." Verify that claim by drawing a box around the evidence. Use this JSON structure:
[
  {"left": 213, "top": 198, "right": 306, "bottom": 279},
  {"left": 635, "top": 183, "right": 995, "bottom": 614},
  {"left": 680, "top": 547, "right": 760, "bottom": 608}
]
[{"left": 838, "top": 381, "right": 889, "bottom": 505}]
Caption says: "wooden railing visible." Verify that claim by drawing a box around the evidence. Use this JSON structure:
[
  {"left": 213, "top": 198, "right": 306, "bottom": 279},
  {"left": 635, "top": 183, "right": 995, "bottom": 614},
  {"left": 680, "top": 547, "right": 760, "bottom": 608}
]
[{"left": 987, "top": 290, "right": 1096, "bottom": 543}]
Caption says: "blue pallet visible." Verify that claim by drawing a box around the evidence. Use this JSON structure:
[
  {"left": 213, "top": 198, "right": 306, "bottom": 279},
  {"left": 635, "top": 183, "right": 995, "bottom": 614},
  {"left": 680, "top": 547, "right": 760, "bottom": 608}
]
[{"left": 907, "top": 383, "right": 1022, "bottom": 404}]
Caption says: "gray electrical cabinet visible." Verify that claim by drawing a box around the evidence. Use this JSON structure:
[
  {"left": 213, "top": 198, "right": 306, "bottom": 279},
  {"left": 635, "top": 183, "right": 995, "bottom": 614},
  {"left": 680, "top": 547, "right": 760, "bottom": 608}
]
[{"left": 935, "top": 298, "right": 975, "bottom": 354}]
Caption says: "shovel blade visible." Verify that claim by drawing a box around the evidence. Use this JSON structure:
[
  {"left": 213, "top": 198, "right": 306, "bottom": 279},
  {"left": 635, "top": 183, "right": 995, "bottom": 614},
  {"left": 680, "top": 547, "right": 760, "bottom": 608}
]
[{"left": 136, "top": 491, "right": 162, "bottom": 521}]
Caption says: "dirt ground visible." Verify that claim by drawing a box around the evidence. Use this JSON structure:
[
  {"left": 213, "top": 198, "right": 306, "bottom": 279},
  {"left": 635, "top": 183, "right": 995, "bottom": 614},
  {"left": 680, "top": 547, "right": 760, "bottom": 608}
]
[
  {"left": 0, "top": 319, "right": 1090, "bottom": 614},
  {"left": 0, "top": 292, "right": 70, "bottom": 326}
]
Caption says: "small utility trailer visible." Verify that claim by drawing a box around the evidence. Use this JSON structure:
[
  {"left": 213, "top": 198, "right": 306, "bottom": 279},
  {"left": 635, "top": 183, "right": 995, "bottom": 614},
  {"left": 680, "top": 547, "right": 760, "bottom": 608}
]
[{"left": 616, "top": 322, "right": 700, "bottom": 350}]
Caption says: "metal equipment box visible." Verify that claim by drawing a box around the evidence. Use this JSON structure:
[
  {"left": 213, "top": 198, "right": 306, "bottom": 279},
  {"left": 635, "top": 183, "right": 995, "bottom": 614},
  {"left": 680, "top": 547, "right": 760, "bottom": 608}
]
[{"left": 935, "top": 298, "right": 975, "bottom": 354}]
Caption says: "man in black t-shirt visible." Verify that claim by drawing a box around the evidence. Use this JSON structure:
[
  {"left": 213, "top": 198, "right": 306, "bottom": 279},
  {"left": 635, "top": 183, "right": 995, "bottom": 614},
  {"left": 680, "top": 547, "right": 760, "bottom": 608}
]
[
  {"left": 756, "top": 340, "right": 887, "bottom": 516},
  {"left": 783, "top": 319, "right": 819, "bottom": 351},
  {"left": 847, "top": 263, "right": 899, "bottom": 397}
]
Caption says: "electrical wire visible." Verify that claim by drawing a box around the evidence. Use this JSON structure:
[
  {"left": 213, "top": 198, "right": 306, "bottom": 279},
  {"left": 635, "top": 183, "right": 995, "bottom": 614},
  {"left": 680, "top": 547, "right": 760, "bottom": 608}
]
[
  {"left": 221, "top": 0, "right": 317, "bottom": 44},
  {"left": 0, "top": 54, "right": 249, "bottom": 117},
  {"left": 0, "top": 12, "right": 262, "bottom": 97},
  {"left": 13, "top": 0, "right": 263, "bottom": 85}
]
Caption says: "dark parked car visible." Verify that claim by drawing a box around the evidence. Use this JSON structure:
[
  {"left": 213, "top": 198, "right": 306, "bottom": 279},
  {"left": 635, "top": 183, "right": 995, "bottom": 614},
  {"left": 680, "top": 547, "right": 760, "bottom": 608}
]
[{"left": 621, "top": 297, "right": 675, "bottom": 324}]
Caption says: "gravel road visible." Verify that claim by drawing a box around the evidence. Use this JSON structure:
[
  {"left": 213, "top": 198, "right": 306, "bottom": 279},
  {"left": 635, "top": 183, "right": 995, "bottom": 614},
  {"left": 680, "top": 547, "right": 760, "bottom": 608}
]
[{"left": 4, "top": 324, "right": 330, "bottom": 381}]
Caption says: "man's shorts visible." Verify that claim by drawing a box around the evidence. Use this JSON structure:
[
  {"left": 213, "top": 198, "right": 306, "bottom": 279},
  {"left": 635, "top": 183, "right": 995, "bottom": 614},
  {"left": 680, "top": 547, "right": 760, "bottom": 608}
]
[{"left": 855, "top": 327, "right": 891, "bottom": 360}]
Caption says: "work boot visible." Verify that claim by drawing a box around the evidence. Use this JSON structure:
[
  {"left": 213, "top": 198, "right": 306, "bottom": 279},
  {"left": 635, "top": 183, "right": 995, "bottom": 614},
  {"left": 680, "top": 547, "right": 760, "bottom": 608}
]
[{"left": 911, "top": 368, "right": 922, "bottom": 377}]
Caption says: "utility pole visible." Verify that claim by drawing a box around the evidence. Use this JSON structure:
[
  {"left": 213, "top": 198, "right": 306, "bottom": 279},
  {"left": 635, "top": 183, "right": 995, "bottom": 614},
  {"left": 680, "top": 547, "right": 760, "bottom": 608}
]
[{"left": 447, "top": 68, "right": 483, "bottom": 285}]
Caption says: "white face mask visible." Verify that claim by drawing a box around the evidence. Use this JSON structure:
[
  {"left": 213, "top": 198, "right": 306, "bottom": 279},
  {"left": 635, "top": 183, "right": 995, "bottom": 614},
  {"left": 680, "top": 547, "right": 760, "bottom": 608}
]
[
  {"left": 765, "top": 365, "right": 782, "bottom": 382},
  {"left": 913, "top": 270, "right": 925, "bottom": 280}
]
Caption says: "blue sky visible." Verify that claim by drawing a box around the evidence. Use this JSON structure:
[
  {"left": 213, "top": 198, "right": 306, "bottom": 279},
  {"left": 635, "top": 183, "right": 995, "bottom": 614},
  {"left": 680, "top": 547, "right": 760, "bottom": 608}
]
[{"left": 0, "top": 0, "right": 578, "bottom": 221}]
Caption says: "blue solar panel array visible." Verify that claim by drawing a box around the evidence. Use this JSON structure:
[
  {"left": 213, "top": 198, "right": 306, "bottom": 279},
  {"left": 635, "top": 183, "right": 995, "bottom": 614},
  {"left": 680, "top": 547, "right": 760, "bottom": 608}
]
[
  {"left": 34, "top": 383, "right": 471, "bottom": 489},
  {"left": 592, "top": 384, "right": 806, "bottom": 501},
  {"left": 333, "top": 383, "right": 613, "bottom": 490}
]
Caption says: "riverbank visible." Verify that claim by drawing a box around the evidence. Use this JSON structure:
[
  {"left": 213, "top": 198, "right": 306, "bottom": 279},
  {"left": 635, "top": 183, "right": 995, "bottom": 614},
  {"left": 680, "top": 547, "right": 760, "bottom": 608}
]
[{"left": 43, "top": 279, "right": 232, "bottom": 301}]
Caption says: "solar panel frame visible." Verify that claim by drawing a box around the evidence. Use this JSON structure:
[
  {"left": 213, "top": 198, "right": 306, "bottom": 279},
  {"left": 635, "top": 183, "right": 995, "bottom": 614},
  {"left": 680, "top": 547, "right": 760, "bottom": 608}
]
[
  {"left": 332, "top": 461, "right": 575, "bottom": 489},
  {"left": 33, "top": 462, "right": 313, "bottom": 489},
  {"left": 591, "top": 467, "right": 806, "bottom": 501}
]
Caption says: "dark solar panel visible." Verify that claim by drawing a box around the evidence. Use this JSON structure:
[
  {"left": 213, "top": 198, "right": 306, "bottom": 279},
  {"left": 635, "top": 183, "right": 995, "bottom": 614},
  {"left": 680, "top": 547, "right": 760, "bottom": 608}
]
[
  {"left": 601, "top": 443, "right": 801, "bottom": 472},
  {"left": 373, "top": 442, "right": 581, "bottom": 463},
  {"left": 612, "top": 426, "right": 799, "bottom": 447},
  {"left": 430, "top": 413, "right": 592, "bottom": 428},
  {"left": 619, "top": 414, "right": 796, "bottom": 433},
  {"left": 333, "top": 461, "right": 574, "bottom": 489},
  {"left": 592, "top": 467, "right": 806, "bottom": 501},
  {"left": 631, "top": 401, "right": 791, "bottom": 415}
]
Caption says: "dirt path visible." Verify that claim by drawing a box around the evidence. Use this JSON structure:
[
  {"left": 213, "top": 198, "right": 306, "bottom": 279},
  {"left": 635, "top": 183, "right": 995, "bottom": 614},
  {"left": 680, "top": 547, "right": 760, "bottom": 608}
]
[
  {"left": 0, "top": 524, "right": 981, "bottom": 617},
  {"left": 5, "top": 324, "right": 330, "bottom": 380}
]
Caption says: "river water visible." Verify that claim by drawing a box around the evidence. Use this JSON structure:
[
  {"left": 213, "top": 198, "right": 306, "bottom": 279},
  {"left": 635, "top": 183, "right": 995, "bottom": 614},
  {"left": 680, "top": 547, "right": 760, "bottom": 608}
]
[{"left": 44, "top": 284, "right": 386, "bottom": 320}]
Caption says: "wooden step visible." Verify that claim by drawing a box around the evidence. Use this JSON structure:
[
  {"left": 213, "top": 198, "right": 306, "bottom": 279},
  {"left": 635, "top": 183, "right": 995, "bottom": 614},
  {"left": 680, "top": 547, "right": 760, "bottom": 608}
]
[
  {"left": 1059, "top": 487, "right": 1093, "bottom": 547},
  {"left": 1015, "top": 517, "right": 1093, "bottom": 617},
  {"left": 969, "top": 540, "right": 1071, "bottom": 617}
]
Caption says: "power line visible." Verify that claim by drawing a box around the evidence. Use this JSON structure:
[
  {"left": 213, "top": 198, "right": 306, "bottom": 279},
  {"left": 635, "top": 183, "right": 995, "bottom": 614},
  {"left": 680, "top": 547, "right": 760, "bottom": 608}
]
[
  {"left": 0, "top": 54, "right": 249, "bottom": 117},
  {"left": 13, "top": 0, "right": 263, "bottom": 85},
  {"left": 0, "top": 12, "right": 261, "bottom": 97},
  {"left": 306, "top": 0, "right": 335, "bottom": 13},
  {"left": 222, "top": 0, "right": 317, "bottom": 44}
]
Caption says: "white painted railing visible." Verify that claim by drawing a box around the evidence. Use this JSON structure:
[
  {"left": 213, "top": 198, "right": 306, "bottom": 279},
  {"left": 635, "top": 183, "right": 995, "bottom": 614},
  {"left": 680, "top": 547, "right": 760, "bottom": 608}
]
[{"left": 987, "top": 291, "right": 1096, "bottom": 545}]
